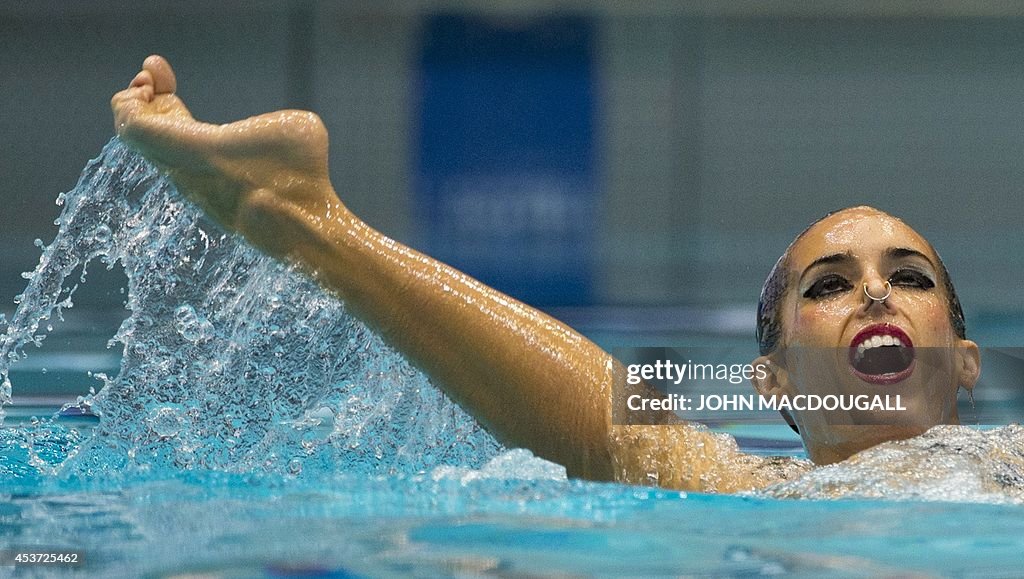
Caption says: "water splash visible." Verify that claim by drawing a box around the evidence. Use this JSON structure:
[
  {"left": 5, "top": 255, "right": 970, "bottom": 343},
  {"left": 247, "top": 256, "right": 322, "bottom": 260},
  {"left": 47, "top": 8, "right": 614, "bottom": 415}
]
[{"left": 0, "top": 138, "right": 502, "bottom": 482}]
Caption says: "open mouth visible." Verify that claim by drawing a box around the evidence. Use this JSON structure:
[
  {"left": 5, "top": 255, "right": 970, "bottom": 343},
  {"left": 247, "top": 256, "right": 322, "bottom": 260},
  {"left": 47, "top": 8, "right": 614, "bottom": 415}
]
[{"left": 848, "top": 324, "right": 915, "bottom": 385}]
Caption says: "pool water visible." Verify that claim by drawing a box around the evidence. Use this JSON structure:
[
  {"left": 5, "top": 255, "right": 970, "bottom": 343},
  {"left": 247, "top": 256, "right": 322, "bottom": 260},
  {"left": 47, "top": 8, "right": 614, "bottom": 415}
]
[
  {"left": 3, "top": 420, "right": 1024, "bottom": 578},
  {"left": 1, "top": 141, "right": 1023, "bottom": 577},
  {"left": 3, "top": 445, "right": 1024, "bottom": 577}
]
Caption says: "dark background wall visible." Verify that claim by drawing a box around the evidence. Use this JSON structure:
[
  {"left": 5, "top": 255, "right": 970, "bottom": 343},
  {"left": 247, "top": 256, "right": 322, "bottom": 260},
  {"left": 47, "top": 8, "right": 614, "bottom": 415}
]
[{"left": 2, "top": 2, "right": 1022, "bottom": 339}]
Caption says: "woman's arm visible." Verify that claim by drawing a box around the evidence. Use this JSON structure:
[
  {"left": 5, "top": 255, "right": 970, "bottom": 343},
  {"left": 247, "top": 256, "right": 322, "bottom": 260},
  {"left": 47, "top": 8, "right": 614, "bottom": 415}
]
[{"left": 111, "top": 56, "right": 802, "bottom": 490}]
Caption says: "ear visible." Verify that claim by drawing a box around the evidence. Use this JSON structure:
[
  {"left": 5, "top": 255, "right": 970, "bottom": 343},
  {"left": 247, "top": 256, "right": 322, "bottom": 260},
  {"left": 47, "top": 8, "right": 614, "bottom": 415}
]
[
  {"left": 956, "top": 339, "right": 981, "bottom": 392},
  {"left": 750, "top": 354, "right": 790, "bottom": 397},
  {"left": 751, "top": 354, "right": 799, "bottom": 433}
]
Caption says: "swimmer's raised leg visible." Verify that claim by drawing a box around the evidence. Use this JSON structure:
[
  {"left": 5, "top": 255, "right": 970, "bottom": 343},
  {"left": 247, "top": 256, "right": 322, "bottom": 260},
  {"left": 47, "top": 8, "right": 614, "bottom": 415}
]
[
  {"left": 112, "top": 56, "right": 803, "bottom": 492},
  {"left": 112, "top": 56, "right": 335, "bottom": 253}
]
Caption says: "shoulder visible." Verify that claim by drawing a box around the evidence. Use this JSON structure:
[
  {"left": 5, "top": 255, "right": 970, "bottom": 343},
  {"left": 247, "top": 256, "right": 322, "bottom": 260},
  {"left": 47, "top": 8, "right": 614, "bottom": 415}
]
[{"left": 608, "top": 423, "right": 813, "bottom": 493}]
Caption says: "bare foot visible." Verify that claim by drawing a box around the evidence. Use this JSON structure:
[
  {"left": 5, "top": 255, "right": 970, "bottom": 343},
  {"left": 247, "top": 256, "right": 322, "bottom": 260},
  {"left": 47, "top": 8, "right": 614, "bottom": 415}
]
[{"left": 111, "top": 55, "right": 341, "bottom": 252}]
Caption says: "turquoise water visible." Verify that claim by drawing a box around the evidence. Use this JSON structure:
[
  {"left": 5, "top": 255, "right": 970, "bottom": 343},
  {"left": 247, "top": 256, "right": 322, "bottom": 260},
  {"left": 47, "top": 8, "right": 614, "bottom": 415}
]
[
  {"left": 1, "top": 141, "right": 1023, "bottom": 577},
  {"left": 3, "top": 451, "right": 1024, "bottom": 577}
]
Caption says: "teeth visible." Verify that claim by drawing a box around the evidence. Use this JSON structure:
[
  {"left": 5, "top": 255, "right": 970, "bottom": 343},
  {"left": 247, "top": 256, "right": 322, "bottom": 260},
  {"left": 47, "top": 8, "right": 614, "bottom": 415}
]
[{"left": 854, "top": 333, "right": 908, "bottom": 362}]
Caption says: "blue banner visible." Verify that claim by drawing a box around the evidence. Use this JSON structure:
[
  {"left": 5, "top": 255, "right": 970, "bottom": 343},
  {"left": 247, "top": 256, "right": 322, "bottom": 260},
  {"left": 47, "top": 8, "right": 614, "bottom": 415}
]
[{"left": 416, "top": 14, "right": 597, "bottom": 306}]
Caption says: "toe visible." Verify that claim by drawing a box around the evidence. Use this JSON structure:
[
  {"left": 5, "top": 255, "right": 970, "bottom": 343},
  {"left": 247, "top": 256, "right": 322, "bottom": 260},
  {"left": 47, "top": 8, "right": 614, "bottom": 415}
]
[
  {"left": 111, "top": 85, "right": 151, "bottom": 108},
  {"left": 130, "top": 70, "right": 153, "bottom": 89},
  {"left": 143, "top": 54, "right": 177, "bottom": 95}
]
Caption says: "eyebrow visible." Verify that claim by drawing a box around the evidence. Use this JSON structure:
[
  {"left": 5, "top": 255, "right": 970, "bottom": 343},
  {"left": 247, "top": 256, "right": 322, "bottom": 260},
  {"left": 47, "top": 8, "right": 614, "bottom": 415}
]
[
  {"left": 799, "top": 251, "right": 854, "bottom": 284},
  {"left": 799, "top": 247, "right": 938, "bottom": 285},
  {"left": 885, "top": 247, "right": 937, "bottom": 269}
]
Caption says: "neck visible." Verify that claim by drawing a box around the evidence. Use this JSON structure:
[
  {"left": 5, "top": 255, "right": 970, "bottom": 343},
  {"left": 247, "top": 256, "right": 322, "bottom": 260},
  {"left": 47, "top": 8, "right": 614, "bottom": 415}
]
[{"left": 806, "top": 425, "right": 934, "bottom": 465}]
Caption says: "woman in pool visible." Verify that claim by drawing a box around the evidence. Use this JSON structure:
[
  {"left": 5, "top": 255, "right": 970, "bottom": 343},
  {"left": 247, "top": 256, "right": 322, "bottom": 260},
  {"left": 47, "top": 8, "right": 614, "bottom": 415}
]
[{"left": 110, "top": 56, "right": 981, "bottom": 492}]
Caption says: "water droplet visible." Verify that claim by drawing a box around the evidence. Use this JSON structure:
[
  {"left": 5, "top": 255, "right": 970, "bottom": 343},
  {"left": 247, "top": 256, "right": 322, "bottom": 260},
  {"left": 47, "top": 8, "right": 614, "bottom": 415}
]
[
  {"left": 175, "top": 447, "right": 195, "bottom": 467},
  {"left": 148, "top": 406, "right": 184, "bottom": 439},
  {"left": 92, "top": 225, "right": 112, "bottom": 244},
  {"left": 174, "top": 304, "right": 195, "bottom": 322},
  {"left": 174, "top": 304, "right": 211, "bottom": 342}
]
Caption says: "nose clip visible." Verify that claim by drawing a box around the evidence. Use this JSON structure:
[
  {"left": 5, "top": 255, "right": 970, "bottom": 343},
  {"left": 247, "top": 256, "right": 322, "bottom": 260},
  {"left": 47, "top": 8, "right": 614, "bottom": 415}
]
[{"left": 863, "top": 281, "right": 892, "bottom": 305}]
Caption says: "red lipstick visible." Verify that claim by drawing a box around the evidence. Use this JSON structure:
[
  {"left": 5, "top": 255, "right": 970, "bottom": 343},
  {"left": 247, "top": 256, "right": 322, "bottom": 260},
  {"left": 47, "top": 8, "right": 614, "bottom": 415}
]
[{"left": 848, "top": 323, "right": 916, "bottom": 385}]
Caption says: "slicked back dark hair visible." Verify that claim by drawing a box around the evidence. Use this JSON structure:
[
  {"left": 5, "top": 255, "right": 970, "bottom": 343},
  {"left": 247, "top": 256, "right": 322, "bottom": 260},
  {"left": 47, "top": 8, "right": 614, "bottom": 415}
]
[{"left": 756, "top": 207, "right": 967, "bottom": 357}]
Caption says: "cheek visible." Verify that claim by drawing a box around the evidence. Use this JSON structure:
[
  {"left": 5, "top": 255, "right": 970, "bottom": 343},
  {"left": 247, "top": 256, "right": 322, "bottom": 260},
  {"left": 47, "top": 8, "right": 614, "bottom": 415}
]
[
  {"left": 905, "top": 294, "right": 955, "bottom": 345},
  {"left": 789, "top": 300, "right": 858, "bottom": 346}
]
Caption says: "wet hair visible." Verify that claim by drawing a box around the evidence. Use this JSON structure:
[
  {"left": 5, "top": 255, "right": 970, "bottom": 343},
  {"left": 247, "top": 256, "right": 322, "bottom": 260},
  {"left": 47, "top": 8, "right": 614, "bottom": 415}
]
[{"left": 756, "top": 207, "right": 967, "bottom": 357}]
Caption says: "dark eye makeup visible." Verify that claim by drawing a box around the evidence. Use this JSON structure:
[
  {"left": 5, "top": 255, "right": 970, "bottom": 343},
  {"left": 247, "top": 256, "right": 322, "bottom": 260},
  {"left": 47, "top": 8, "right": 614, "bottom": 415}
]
[
  {"left": 889, "top": 268, "right": 936, "bottom": 289},
  {"left": 803, "top": 267, "right": 935, "bottom": 301},
  {"left": 803, "top": 274, "right": 852, "bottom": 299}
]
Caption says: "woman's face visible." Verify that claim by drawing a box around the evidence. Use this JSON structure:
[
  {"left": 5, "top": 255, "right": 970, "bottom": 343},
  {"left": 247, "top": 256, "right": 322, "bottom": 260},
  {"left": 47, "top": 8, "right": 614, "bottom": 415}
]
[{"left": 761, "top": 207, "right": 980, "bottom": 464}]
